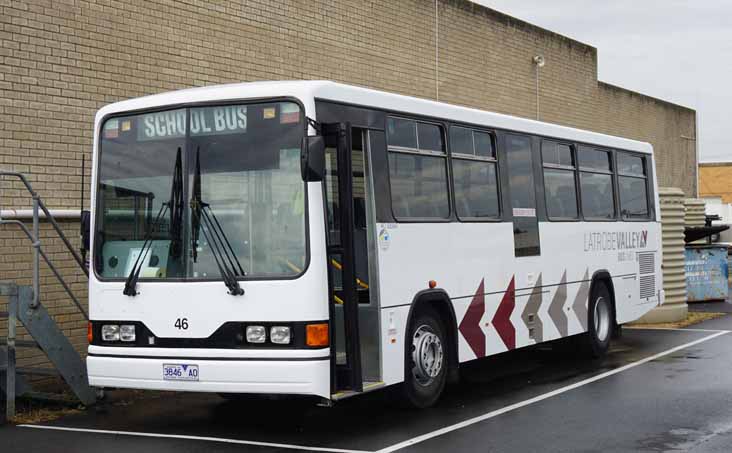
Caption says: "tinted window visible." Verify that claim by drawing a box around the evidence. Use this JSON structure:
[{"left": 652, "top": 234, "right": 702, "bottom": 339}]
[
  {"left": 453, "top": 160, "right": 499, "bottom": 218},
  {"left": 578, "top": 147, "right": 612, "bottom": 171},
  {"left": 617, "top": 153, "right": 645, "bottom": 176},
  {"left": 617, "top": 152, "right": 649, "bottom": 218},
  {"left": 619, "top": 177, "right": 649, "bottom": 218},
  {"left": 450, "top": 126, "right": 473, "bottom": 155},
  {"left": 417, "top": 123, "right": 444, "bottom": 152},
  {"left": 580, "top": 172, "right": 615, "bottom": 219},
  {"left": 544, "top": 168, "right": 578, "bottom": 218},
  {"left": 387, "top": 117, "right": 417, "bottom": 149},
  {"left": 388, "top": 153, "right": 449, "bottom": 218},
  {"left": 474, "top": 132, "right": 495, "bottom": 158},
  {"left": 543, "top": 141, "right": 574, "bottom": 167},
  {"left": 506, "top": 134, "right": 540, "bottom": 256},
  {"left": 506, "top": 136, "right": 536, "bottom": 210}
]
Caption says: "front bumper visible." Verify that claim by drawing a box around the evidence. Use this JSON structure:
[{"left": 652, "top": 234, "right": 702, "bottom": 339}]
[{"left": 87, "top": 346, "right": 331, "bottom": 398}]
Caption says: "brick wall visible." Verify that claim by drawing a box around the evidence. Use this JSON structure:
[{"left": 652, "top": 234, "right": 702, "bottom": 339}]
[{"left": 0, "top": 0, "right": 697, "bottom": 369}]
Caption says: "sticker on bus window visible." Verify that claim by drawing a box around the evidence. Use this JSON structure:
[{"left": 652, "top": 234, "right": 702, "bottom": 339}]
[
  {"left": 263, "top": 107, "right": 276, "bottom": 119},
  {"left": 104, "top": 119, "right": 119, "bottom": 139},
  {"left": 512, "top": 208, "right": 536, "bottom": 218},
  {"left": 280, "top": 103, "right": 300, "bottom": 124}
]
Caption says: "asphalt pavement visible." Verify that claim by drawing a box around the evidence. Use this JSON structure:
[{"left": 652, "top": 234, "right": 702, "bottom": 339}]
[{"left": 3, "top": 315, "right": 732, "bottom": 452}]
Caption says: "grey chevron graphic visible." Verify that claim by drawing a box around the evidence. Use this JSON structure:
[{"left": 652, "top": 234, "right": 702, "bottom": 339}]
[
  {"left": 549, "top": 271, "right": 569, "bottom": 337},
  {"left": 573, "top": 269, "right": 591, "bottom": 330},
  {"left": 521, "top": 274, "right": 544, "bottom": 342}
]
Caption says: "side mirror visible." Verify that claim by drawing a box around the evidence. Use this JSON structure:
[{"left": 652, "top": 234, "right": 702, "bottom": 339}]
[
  {"left": 301, "top": 136, "right": 325, "bottom": 182},
  {"left": 80, "top": 209, "right": 91, "bottom": 258}
]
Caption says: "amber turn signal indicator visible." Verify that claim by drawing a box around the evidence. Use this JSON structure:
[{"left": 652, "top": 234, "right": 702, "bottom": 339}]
[
  {"left": 306, "top": 323, "right": 329, "bottom": 347},
  {"left": 87, "top": 322, "right": 93, "bottom": 343}
]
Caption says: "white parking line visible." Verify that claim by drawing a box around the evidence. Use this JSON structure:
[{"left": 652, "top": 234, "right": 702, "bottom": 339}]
[
  {"left": 16, "top": 424, "right": 372, "bottom": 453},
  {"left": 375, "top": 330, "right": 729, "bottom": 453},
  {"left": 626, "top": 326, "right": 731, "bottom": 333}
]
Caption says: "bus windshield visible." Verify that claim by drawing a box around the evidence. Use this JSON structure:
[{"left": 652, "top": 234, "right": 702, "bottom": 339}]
[{"left": 94, "top": 101, "right": 306, "bottom": 281}]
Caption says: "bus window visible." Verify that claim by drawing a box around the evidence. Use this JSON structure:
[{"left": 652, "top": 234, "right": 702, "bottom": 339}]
[
  {"left": 387, "top": 118, "right": 449, "bottom": 219},
  {"left": 578, "top": 146, "right": 615, "bottom": 220},
  {"left": 617, "top": 152, "right": 650, "bottom": 219},
  {"left": 450, "top": 126, "right": 499, "bottom": 219},
  {"left": 542, "top": 141, "right": 578, "bottom": 219},
  {"left": 505, "top": 134, "right": 540, "bottom": 256}
]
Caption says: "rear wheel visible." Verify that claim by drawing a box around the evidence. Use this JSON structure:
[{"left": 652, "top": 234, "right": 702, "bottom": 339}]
[
  {"left": 401, "top": 307, "right": 448, "bottom": 408},
  {"left": 582, "top": 281, "right": 613, "bottom": 358}
]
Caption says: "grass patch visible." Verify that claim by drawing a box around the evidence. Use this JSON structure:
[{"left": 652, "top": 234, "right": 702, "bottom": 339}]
[{"left": 630, "top": 311, "right": 726, "bottom": 329}]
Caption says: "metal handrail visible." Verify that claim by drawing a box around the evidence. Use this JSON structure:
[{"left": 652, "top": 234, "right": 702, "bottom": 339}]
[
  {"left": 0, "top": 172, "right": 88, "bottom": 277},
  {"left": 0, "top": 171, "right": 89, "bottom": 320},
  {"left": 0, "top": 219, "right": 88, "bottom": 320}
]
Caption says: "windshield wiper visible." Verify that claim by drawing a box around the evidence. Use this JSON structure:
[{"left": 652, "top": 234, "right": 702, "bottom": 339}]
[
  {"left": 190, "top": 148, "right": 245, "bottom": 296},
  {"left": 124, "top": 147, "right": 183, "bottom": 296}
]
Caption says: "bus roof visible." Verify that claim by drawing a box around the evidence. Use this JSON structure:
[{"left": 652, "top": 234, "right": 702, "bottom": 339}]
[{"left": 96, "top": 80, "right": 653, "bottom": 155}]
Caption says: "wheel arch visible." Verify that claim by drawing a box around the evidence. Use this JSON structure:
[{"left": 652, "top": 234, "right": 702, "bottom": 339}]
[{"left": 405, "top": 288, "right": 460, "bottom": 384}]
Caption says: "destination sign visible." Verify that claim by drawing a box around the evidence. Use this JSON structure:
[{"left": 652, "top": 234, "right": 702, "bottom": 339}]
[{"left": 137, "top": 106, "right": 247, "bottom": 141}]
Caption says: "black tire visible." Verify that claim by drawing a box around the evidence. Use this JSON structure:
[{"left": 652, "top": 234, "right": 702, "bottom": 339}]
[
  {"left": 581, "top": 281, "right": 614, "bottom": 358},
  {"left": 400, "top": 307, "right": 448, "bottom": 408}
]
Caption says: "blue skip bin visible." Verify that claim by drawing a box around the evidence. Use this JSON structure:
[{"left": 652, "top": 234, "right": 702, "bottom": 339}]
[{"left": 685, "top": 245, "right": 729, "bottom": 302}]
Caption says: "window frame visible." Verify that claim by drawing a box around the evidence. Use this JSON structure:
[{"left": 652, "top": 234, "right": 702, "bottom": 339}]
[
  {"left": 448, "top": 124, "right": 502, "bottom": 222},
  {"left": 616, "top": 150, "right": 652, "bottom": 221},
  {"left": 385, "top": 115, "right": 452, "bottom": 222},
  {"left": 540, "top": 140, "right": 580, "bottom": 222}
]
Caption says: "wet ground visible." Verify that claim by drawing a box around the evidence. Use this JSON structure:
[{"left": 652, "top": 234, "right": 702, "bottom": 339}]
[{"left": 3, "top": 314, "right": 732, "bottom": 452}]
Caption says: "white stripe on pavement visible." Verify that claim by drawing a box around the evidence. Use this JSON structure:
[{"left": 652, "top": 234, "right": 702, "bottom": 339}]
[{"left": 17, "top": 424, "right": 373, "bottom": 453}]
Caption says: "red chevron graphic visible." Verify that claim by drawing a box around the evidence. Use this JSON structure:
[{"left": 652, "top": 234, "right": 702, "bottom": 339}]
[
  {"left": 492, "top": 277, "right": 516, "bottom": 350},
  {"left": 459, "top": 279, "right": 485, "bottom": 358}
]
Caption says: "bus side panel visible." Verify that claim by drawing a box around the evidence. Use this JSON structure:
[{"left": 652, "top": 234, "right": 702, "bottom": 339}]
[{"left": 376, "top": 219, "right": 661, "bottom": 372}]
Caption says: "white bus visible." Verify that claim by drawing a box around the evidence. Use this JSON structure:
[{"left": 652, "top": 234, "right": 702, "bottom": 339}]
[{"left": 86, "top": 81, "right": 662, "bottom": 407}]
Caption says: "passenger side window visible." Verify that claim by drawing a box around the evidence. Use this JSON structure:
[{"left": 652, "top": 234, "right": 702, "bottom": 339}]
[
  {"left": 617, "top": 152, "right": 650, "bottom": 219},
  {"left": 387, "top": 117, "right": 450, "bottom": 219},
  {"left": 541, "top": 141, "right": 578, "bottom": 219},
  {"left": 450, "top": 126, "right": 499, "bottom": 219},
  {"left": 578, "top": 147, "right": 615, "bottom": 219}
]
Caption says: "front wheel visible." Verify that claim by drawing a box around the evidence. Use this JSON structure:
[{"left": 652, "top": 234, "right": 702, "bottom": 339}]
[{"left": 400, "top": 308, "right": 448, "bottom": 408}]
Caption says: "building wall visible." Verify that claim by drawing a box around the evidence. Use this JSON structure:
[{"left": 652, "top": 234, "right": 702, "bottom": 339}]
[
  {"left": 0, "top": 0, "right": 697, "bottom": 371},
  {"left": 699, "top": 163, "right": 732, "bottom": 203}
]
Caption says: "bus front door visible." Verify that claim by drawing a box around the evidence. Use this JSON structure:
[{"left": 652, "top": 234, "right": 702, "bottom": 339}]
[{"left": 323, "top": 122, "right": 363, "bottom": 393}]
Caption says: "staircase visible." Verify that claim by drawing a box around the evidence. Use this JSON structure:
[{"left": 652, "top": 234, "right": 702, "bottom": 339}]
[{"left": 0, "top": 171, "right": 96, "bottom": 421}]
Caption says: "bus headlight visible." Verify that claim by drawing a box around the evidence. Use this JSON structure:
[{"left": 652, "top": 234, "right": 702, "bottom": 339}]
[
  {"left": 246, "top": 325, "right": 266, "bottom": 343},
  {"left": 101, "top": 325, "right": 120, "bottom": 342},
  {"left": 270, "top": 326, "right": 291, "bottom": 344},
  {"left": 120, "top": 325, "right": 136, "bottom": 342}
]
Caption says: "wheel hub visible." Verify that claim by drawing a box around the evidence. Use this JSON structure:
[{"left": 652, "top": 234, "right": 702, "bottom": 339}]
[
  {"left": 411, "top": 325, "right": 444, "bottom": 386},
  {"left": 594, "top": 296, "right": 611, "bottom": 342}
]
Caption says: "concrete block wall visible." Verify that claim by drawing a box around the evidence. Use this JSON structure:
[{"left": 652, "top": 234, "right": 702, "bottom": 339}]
[{"left": 0, "top": 0, "right": 697, "bottom": 368}]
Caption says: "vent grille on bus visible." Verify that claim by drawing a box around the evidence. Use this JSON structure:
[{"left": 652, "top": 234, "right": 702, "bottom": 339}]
[
  {"left": 639, "top": 275, "right": 656, "bottom": 299},
  {"left": 638, "top": 252, "right": 655, "bottom": 275}
]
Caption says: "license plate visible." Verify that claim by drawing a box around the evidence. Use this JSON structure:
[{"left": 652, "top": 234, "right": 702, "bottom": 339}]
[{"left": 163, "top": 363, "right": 199, "bottom": 381}]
